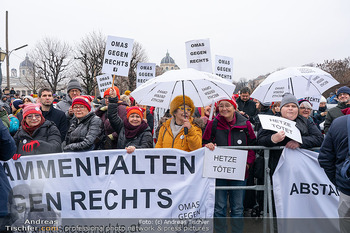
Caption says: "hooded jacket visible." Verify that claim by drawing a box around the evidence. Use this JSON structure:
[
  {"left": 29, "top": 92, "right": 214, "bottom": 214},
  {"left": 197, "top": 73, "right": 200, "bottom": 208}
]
[
  {"left": 13, "top": 120, "right": 62, "bottom": 155},
  {"left": 64, "top": 112, "right": 104, "bottom": 151},
  {"left": 155, "top": 117, "right": 202, "bottom": 152},
  {"left": 257, "top": 114, "right": 324, "bottom": 174}
]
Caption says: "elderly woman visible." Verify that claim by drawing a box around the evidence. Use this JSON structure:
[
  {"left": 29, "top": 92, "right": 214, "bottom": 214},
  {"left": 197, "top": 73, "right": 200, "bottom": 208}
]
[
  {"left": 257, "top": 93, "right": 324, "bottom": 175},
  {"left": 107, "top": 88, "right": 153, "bottom": 153},
  {"left": 63, "top": 96, "right": 104, "bottom": 152},
  {"left": 155, "top": 95, "right": 202, "bottom": 152},
  {"left": 12, "top": 103, "right": 61, "bottom": 159},
  {"left": 202, "top": 97, "right": 256, "bottom": 233}
]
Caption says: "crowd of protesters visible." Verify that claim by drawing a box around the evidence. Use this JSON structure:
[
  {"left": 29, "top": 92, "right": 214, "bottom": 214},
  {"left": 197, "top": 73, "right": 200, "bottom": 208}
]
[{"left": 1, "top": 79, "right": 350, "bottom": 233}]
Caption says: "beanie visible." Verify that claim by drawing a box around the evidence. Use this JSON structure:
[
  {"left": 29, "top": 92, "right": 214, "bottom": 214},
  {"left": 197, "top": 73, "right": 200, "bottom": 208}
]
[
  {"left": 320, "top": 96, "right": 327, "bottom": 103},
  {"left": 337, "top": 86, "right": 350, "bottom": 97},
  {"left": 72, "top": 96, "right": 92, "bottom": 112},
  {"left": 12, "top": 99, "right": 23, "bottom": 110},
  {"left": 124, "top": 90, "right": 131, "bottom": 96},
  {"left": 67, "top": 79, "right": 82, "bottom": 93},
  {"left": 103, "top": 86, "right": 120, "bottom": 99},
  {"left": 218, "top": 98, "right": 238, "bottom": 110},
  {"left": 170, "top": 95, "right": 195, "bottom": 116},
  {"left": 280, "top": 93, "right": 299, "bottom": 109},
  {"left": 298, "top": 99, "right": 312, "bottom": 107},
  {"left": 23, "top": 95, "right": 35, "bottom": 103},
  {"left": 22, "top": 103, "right": 43, "bottom": 119},
  {"left": 126, "top": 106, "right": 145, "bottom": 119}
]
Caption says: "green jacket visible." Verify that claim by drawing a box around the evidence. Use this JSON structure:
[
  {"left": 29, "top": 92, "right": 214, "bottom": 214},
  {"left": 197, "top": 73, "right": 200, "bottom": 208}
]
[{"left": 0, "top": 110, "right": 10, "bottom": 129}]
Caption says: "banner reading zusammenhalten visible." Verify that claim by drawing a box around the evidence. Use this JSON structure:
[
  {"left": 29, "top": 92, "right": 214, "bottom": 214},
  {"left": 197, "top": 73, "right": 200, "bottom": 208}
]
[{"left": 2, "top": 148, "right": 215, "bottom": 220}]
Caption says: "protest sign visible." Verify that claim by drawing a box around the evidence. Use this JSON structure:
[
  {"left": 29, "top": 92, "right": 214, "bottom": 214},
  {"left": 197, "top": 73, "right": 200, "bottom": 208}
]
[
  {"left": 273, "top": 148, "right": 339, "bottom": 232},
  {"left": 136, "top": 63, "right": 156, "bottom": 88},
  {"left": 2, "top": 148, "right": 215, "bottom": 220},
  {"left": 185, "top": 39, "right": 212, "bottom": 73},
  {"left": 96, "top": 74, "right": 113, "bottom": 97},
  {"left": 102, "top": 35, "right": 134, "bottom": 76},
  {"left": 258, "top": 114, "right": 302, "bottom": 143},
  {"left": 215, "top": 55, "right": 233, "bottom": 82},
  {"left": 203, "top": 147, "right": 247, "bottom": 180}
]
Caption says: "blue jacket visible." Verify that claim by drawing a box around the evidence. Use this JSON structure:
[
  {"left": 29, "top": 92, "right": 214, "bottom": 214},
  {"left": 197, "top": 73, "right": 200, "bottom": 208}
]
[
  {"left": 319, "top": 115, "right": 350, "bottom": 196},
  {"left": 0, "top": 120, "right": 17, "bottom": 216}
]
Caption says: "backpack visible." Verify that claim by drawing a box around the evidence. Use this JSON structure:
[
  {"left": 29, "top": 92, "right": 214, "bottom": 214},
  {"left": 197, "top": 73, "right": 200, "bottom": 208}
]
[{"left": 8, "top": 114, "right": 20, "bottom": 135}]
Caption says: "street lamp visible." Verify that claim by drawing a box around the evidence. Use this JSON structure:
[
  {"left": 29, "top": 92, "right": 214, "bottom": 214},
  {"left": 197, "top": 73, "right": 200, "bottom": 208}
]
[
  {"left": 5, "top": 44, "right": 28, "bottom": 89},
  {"left": 0, "top": 48, "right": 6, "bottom": 94}
]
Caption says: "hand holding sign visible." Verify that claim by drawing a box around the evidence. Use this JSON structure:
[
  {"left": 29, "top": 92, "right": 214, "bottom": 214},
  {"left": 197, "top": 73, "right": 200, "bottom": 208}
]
[
  {"left": 109, "top": 87, "right": 117, "bottom": 98},
  {"left": 271, "top": 131, "right": 286, "bottom": 143}
]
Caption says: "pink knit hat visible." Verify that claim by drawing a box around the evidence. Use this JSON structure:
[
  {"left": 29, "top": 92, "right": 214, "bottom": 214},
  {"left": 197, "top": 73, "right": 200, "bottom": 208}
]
[
  {"left": 22, "top": 103, "right": 43, "bottom": 119},
  {"left": 72, "top": 95, "right": 92, "bottom": 111}
]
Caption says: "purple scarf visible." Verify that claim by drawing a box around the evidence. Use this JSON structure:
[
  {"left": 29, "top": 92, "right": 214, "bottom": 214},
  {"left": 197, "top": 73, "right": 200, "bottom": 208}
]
[{"left": 124, "top": 119, "right": 149, "bottom": 139}]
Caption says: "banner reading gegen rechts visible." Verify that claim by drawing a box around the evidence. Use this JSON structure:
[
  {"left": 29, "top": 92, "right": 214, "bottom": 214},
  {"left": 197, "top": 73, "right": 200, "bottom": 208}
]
[{"left": 2, "top": 148, "right": 215, "bottom": 220}]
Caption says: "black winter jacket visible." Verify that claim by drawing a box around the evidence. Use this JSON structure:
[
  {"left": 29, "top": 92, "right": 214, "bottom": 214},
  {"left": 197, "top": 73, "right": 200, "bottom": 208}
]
[
  {"left": 324, "top": 102, "right": 350, "bottom": 134},
  {"left": 42, "top": 105, "right": 68, "bottom": 141},
  {"left": 14, "top": 120, "right": 62, "bottom": 155},
  {"left": 257, "top": 114, "right": 324, "bottom": 175},
  {"left": 236, "top": 97, "right": 258, "bottom": 125},
  {"left": 64, "top": 112, "right": 104, "bottom": 152},
  {"left": 108, "top": 98, "right": 153, "bottom": 149},
  {"left": 319, "top": 115, "right": 350, "bottom": 196}
]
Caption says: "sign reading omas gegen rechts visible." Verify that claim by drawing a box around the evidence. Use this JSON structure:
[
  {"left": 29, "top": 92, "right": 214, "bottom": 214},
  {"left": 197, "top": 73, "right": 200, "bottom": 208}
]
[
  {"left": 136, "top": 63, "right": 156, "bottom": 88},
  {"left": 215, "top": 55, "right": 233, "bottom": 82},
  {"left": 102, "top": 36, "right": 134, "bottom": 76},
  {"left": 185, "top": 38, "right": 212, "bottom": 73},
  {"left": 96, "top": 74, "right": 113, "bottom": 97}
]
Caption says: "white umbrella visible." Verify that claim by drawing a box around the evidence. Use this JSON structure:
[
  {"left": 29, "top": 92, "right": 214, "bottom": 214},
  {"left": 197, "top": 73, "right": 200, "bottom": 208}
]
[
  {"left": 130, "top": 68, "right": 236, "bottom": 109},
  {"left": 251, "top": 66, "right": 339, "bottom": 103}
]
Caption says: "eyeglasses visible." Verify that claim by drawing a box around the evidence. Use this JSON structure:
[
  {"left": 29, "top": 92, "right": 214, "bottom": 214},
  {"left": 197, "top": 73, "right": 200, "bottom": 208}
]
[
  {"left": 299, "top": 107, "right": 312, "bottom": 111},
  {"left": 73, "top": 105, "right": 86, "bottom": 110},
  {"left": 218, "top": 104, "right": 233, "bottom": 109},
  {"left": 178, "top": 106, "right": 192, "bottom": 112},
  {"left": 26, "top": 114, "right": 41, "bottom": 120}
]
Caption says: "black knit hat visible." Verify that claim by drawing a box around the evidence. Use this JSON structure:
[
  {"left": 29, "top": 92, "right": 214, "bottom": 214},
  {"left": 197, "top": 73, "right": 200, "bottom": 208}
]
[
  {"left": 67, "top": 79, "right": 82, "bottom": 93},
  {"left": 337, "top": 86, "right": 350, "bottom": 97}
]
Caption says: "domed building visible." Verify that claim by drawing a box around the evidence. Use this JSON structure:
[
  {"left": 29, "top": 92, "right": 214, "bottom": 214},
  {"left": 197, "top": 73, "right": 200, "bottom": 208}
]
[
  {"left": 19, "top": 55, "right": 34, "bottom": 78},
  {"left": 159, "top": 51, "right": 180, "bottom": 72}
]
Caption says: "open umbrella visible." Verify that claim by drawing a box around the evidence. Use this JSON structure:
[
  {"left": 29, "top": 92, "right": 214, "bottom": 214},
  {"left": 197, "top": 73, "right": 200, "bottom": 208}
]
[
  {"left": 130, "top": 68, "right": 236, "bottom": 109},
  {"left": 251, "top": 66, "right": 339, "bottom": 103}
]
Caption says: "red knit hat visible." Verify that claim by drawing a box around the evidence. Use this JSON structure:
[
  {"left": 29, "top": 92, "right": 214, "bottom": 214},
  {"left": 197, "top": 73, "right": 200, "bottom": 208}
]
[
  {"left": 22, "top": 103, "right": 43, "bottom": 119},
  {"left": 104, "top": 87, "right": 120, "bottom": 99},
  {"left": 218, "top": 98, "right": 238, "bottom": 109},
  {"left": 72, "top": 95, "right": 92, "bottom": 111},
  {"left": 126, "top": 106, "right": 145, "bottom": 119}
]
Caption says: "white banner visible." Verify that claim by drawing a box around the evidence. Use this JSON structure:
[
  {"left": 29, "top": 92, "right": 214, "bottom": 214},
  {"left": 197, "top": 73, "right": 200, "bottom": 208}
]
[
  {"left": 2, "top": 148, "right": 215, "bottom": 220},
  {"left": 215, "top": 55, "right": 233, "bottom": 82},
  {"left": 185, "top": 39, "right": 212, "bottom": 73},
  {"left": 102, "top": 35, "right": 134, "bottom": 76},
  {"left": 273, "top": 148, "right": 339, "bottom": 232},
  {"left": 96, "top": 74, "right": 113, "bottom": 97},
  {"left": 258, "top": 114, "right": 302, "bottom": 143},
  {"left": 136, "top": 63, "right": 156, "bottom": 88},
  {"left": 203, "top": 147, "right": 247, "bottom": 180}
]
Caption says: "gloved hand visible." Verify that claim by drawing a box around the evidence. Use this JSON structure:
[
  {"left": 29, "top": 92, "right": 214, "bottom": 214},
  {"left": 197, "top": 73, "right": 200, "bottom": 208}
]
[
  {"left": 22, "top": 140, "right": 40, "bottom": 152},
  {"left": 100, "top": 106, "right": 108, "bottom": 111},
  {"left": 12, "top": 154, "right": 21, "bottom": 160}
]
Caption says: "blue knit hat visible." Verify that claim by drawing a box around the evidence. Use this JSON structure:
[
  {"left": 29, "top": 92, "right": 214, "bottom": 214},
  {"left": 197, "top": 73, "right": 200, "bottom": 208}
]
[
  {"left": 12, "top": 99, "right": 23, "bottom": 110},
  {"left": 337, "top": 86, "right": 350, "bottom": 97}
]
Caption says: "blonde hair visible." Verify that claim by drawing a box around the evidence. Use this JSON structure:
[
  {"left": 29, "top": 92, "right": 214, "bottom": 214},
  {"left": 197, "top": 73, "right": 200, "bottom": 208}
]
[{"left": 119, "top": 94, "right": 131, "bottom": 106}]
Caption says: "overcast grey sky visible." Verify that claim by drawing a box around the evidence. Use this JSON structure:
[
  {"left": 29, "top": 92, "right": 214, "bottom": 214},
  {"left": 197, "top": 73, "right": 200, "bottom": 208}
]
[{"left": 1, "top": 0, "right": 350, "bottom": 82}]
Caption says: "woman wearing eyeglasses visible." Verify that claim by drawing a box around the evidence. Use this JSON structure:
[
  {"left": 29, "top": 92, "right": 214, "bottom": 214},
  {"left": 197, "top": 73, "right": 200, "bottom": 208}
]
[
  {"left": 63, "top": 96, "right": 104, "bottom": 152},
  {"left": 202, "top": 97, "right": 256, "bottom": 233},
  {"left": 12, "top": 103, "right": 62, "bottom": 159},
  {"left": 155, "top": 95, "right": 202, "bottom": 152}
]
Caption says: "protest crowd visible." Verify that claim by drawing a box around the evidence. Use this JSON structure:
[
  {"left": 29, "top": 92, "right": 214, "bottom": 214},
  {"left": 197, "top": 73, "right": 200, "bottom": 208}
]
[{"left": 1, "top": 76, "right": 350, "bottom": 233}]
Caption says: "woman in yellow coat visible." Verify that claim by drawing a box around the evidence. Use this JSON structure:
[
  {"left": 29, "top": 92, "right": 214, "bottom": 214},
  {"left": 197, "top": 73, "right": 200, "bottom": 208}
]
[{"left": 155, "top": 95, "right": 202, "bottom": 152}]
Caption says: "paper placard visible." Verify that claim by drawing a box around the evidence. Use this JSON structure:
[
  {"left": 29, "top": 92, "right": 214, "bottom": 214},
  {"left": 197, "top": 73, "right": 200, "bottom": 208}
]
[
  {"left": 136, "top": 63, "right": 156, "bottom": 88},
  {"left": 215, "top": 55, "right": 233, "bottom": 81},
  {"left": 258, "top": 114, "right": 302, "bottom": 143},
  {"left": 203, "top": 147, "right": 248, "bottom": 180},
  {"left": 96, "top": 74, "right": 113, "bottom": 98},
  {"left": 185, "top": 39, "right": 212, "bottom": 73},
  {"left": 102, "top": 35, "right": 134, "bottom": 76}
]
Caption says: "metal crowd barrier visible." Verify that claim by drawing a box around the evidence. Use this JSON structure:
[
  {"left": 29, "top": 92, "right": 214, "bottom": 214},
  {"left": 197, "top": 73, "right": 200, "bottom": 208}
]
[{"left": 214, "top": 146, "right": 320, "bottom": 233}]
